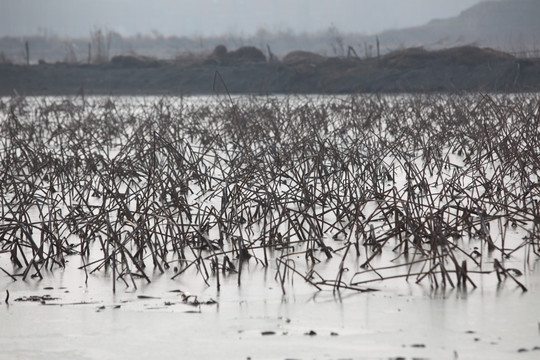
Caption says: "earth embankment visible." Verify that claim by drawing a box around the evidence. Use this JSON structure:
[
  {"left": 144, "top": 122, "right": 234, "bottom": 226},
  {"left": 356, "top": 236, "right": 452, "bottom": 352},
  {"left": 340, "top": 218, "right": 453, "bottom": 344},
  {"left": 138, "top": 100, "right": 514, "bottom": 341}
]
[{"left": 1, "top": 46, "right": 538, "bottom": 96}]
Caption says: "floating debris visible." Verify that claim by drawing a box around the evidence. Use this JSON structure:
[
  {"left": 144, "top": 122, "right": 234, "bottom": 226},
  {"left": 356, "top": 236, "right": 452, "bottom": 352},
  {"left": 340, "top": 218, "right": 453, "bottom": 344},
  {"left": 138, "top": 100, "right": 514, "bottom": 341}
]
[{"left": 14, "top": 295, "right": 58, "bottom": 303}]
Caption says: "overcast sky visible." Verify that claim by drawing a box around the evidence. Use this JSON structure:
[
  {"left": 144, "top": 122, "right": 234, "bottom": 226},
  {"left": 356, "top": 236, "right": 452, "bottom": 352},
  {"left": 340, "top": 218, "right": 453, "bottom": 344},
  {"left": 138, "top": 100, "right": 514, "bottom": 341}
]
[{"left": 1, "top": 0, "right": 492, "bottom": 38}]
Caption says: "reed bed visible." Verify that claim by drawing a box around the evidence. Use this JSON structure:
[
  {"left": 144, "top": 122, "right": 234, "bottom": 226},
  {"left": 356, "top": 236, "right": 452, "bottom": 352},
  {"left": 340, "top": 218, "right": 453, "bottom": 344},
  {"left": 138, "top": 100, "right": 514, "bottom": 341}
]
[{"left": 0, "top": 93, "right": 538, "bottom": 293}]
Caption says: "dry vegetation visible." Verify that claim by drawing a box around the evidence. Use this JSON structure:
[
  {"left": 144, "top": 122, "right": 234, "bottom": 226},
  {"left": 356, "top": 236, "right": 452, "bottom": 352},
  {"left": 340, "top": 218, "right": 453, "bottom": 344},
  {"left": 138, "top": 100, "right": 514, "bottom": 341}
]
[{"left": 0, "top": 94, "right": 538, "bottom": 293}]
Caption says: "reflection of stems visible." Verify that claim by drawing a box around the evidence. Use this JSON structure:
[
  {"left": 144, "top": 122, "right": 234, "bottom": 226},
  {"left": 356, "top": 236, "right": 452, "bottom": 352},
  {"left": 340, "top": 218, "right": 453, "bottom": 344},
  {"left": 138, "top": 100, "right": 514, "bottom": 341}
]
[
  {"left": 494, "top": 259, "right": 527, "bottom": 292},
  {"left": 112, "top": 251, "right": 116, "bottom": 293},
  {"left": 276, "top": 257, "right": 322, "bottom": 293}
]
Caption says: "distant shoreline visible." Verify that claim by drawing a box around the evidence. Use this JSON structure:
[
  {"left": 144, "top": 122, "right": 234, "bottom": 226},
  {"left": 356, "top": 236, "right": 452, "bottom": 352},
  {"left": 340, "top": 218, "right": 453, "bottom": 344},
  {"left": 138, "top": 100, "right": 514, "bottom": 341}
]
[{"left": 1, "top": 46, "right": 539, "bottom": 96}]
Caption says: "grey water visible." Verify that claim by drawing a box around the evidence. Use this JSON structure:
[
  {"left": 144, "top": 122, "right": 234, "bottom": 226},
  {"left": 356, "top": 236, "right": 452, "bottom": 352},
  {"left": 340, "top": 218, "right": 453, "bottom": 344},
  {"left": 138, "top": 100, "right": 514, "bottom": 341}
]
[{"left": 1, "top": 95, "right": 539, "bottom": 360}]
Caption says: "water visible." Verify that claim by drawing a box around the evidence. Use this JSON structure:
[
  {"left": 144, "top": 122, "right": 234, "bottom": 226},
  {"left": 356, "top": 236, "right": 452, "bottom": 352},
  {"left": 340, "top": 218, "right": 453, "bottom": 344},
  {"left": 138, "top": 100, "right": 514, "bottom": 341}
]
[
  {"left": 1, "top": 94, "right": 539, "bottom": 359},
  {"left": 1, "top": 243, "right": 539, "bottom": 360}
]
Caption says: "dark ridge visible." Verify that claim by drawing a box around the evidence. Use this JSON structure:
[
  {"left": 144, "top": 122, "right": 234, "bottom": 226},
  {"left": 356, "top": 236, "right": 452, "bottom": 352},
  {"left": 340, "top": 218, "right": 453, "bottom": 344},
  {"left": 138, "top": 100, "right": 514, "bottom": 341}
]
[{"left": 1, "top": 46, "right": 539, "bottom": 96}]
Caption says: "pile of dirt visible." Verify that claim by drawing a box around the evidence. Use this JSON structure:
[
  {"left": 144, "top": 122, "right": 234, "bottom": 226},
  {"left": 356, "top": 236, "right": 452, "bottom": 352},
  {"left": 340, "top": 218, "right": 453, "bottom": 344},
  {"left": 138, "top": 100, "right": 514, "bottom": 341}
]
[
  {"left": 282, "top": 50, "right": 327, "bottom": 65},
  {"left": 381, "top": 46, "right": 514, "bottom": 68},
  {"left": 110, "top": 55, "right": 160, "bottom": 67},
  {"left": 436, "top": 46, "right": 514, "bottom": 65},
  {"left": 380, "top": 47, "right": 431, "bottom": 68}
]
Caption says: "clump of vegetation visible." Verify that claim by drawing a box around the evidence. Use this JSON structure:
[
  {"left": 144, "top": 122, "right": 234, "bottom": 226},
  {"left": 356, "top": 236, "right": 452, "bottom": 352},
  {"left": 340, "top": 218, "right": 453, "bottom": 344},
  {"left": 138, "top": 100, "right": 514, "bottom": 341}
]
[
  {"left": 212, "top": 44, "right": 228, "bottom": 59},
  {"left": 207, "top": 45, "right": 266, "bottom": 65},
  {"left": 228, "top": 46, "right": 266, "bottom": 62},
  {"left": 0, "top": 94, "right": 538, "bottom": 293}
]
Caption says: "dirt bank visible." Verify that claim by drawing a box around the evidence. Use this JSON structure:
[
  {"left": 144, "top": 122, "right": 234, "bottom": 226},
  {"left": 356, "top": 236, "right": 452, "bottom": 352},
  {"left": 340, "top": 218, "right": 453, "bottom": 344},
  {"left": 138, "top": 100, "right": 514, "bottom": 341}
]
[{"left": 1, "top": 46, "right": 539, "bottom": 96}]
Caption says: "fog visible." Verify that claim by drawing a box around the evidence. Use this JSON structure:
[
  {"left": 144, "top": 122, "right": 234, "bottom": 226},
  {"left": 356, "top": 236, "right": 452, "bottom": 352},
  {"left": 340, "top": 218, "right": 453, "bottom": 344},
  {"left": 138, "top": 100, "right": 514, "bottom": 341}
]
[{"left": 1, "top": 0, "right": 490, "bottom": 38}]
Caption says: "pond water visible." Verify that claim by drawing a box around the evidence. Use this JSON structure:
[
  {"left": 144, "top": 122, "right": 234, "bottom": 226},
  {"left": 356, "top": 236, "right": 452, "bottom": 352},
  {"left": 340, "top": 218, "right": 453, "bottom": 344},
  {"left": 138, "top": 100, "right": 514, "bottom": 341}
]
[
  {"left": 1, "top": 94, "right": 539, "bottom": 359},
  {"left": 2, "top": 252, "right": 540, "bottom": 360}
]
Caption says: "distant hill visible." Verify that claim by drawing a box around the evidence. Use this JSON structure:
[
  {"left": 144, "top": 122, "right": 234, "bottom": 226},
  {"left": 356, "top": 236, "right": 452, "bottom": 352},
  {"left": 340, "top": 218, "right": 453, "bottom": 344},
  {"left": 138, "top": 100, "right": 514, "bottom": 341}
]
[{"left": 376, "top": 0, "right": 540, "bottom": 56}]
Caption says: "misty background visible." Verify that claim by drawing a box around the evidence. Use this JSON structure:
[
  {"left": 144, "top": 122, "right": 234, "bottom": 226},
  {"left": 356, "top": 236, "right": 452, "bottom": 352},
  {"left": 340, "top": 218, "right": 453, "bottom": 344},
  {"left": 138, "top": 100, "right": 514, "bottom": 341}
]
[
  {"left": 1, "top": 0, "right": 538, "bottom": 63},
  {"left": 2, "top": 0, "right": 485, "bottom": 37}
]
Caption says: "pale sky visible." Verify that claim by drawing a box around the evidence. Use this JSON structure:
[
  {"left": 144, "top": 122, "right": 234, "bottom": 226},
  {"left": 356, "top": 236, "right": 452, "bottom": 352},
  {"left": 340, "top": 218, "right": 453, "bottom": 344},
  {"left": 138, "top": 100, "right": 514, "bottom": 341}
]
[{"left": 1, "top": 0, "right": 493, "bottom": 38}]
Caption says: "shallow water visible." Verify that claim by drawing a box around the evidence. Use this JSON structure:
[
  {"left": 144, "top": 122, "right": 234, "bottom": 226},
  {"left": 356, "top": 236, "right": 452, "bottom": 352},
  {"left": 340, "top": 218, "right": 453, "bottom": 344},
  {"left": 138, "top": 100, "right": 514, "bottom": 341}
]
[
  {"left": 1, "top": 94, "right": 540, "bottom": 359},
  {"left": 1, "top": 247, "right": 539, "bottom": 360}
]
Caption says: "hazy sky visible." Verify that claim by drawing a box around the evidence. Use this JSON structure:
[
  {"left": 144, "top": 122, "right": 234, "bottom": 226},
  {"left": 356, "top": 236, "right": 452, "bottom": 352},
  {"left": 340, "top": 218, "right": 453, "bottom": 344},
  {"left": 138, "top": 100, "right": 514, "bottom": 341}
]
[{"left": 1, "top": 0, "right": 491, "bottom": 38}]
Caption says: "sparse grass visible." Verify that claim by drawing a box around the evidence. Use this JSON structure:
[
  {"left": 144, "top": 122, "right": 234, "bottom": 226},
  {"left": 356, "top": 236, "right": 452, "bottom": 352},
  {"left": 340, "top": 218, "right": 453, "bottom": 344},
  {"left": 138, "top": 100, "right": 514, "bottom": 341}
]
[{"left": 0, "top": 93, "right": 538, "bottom": 293}]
